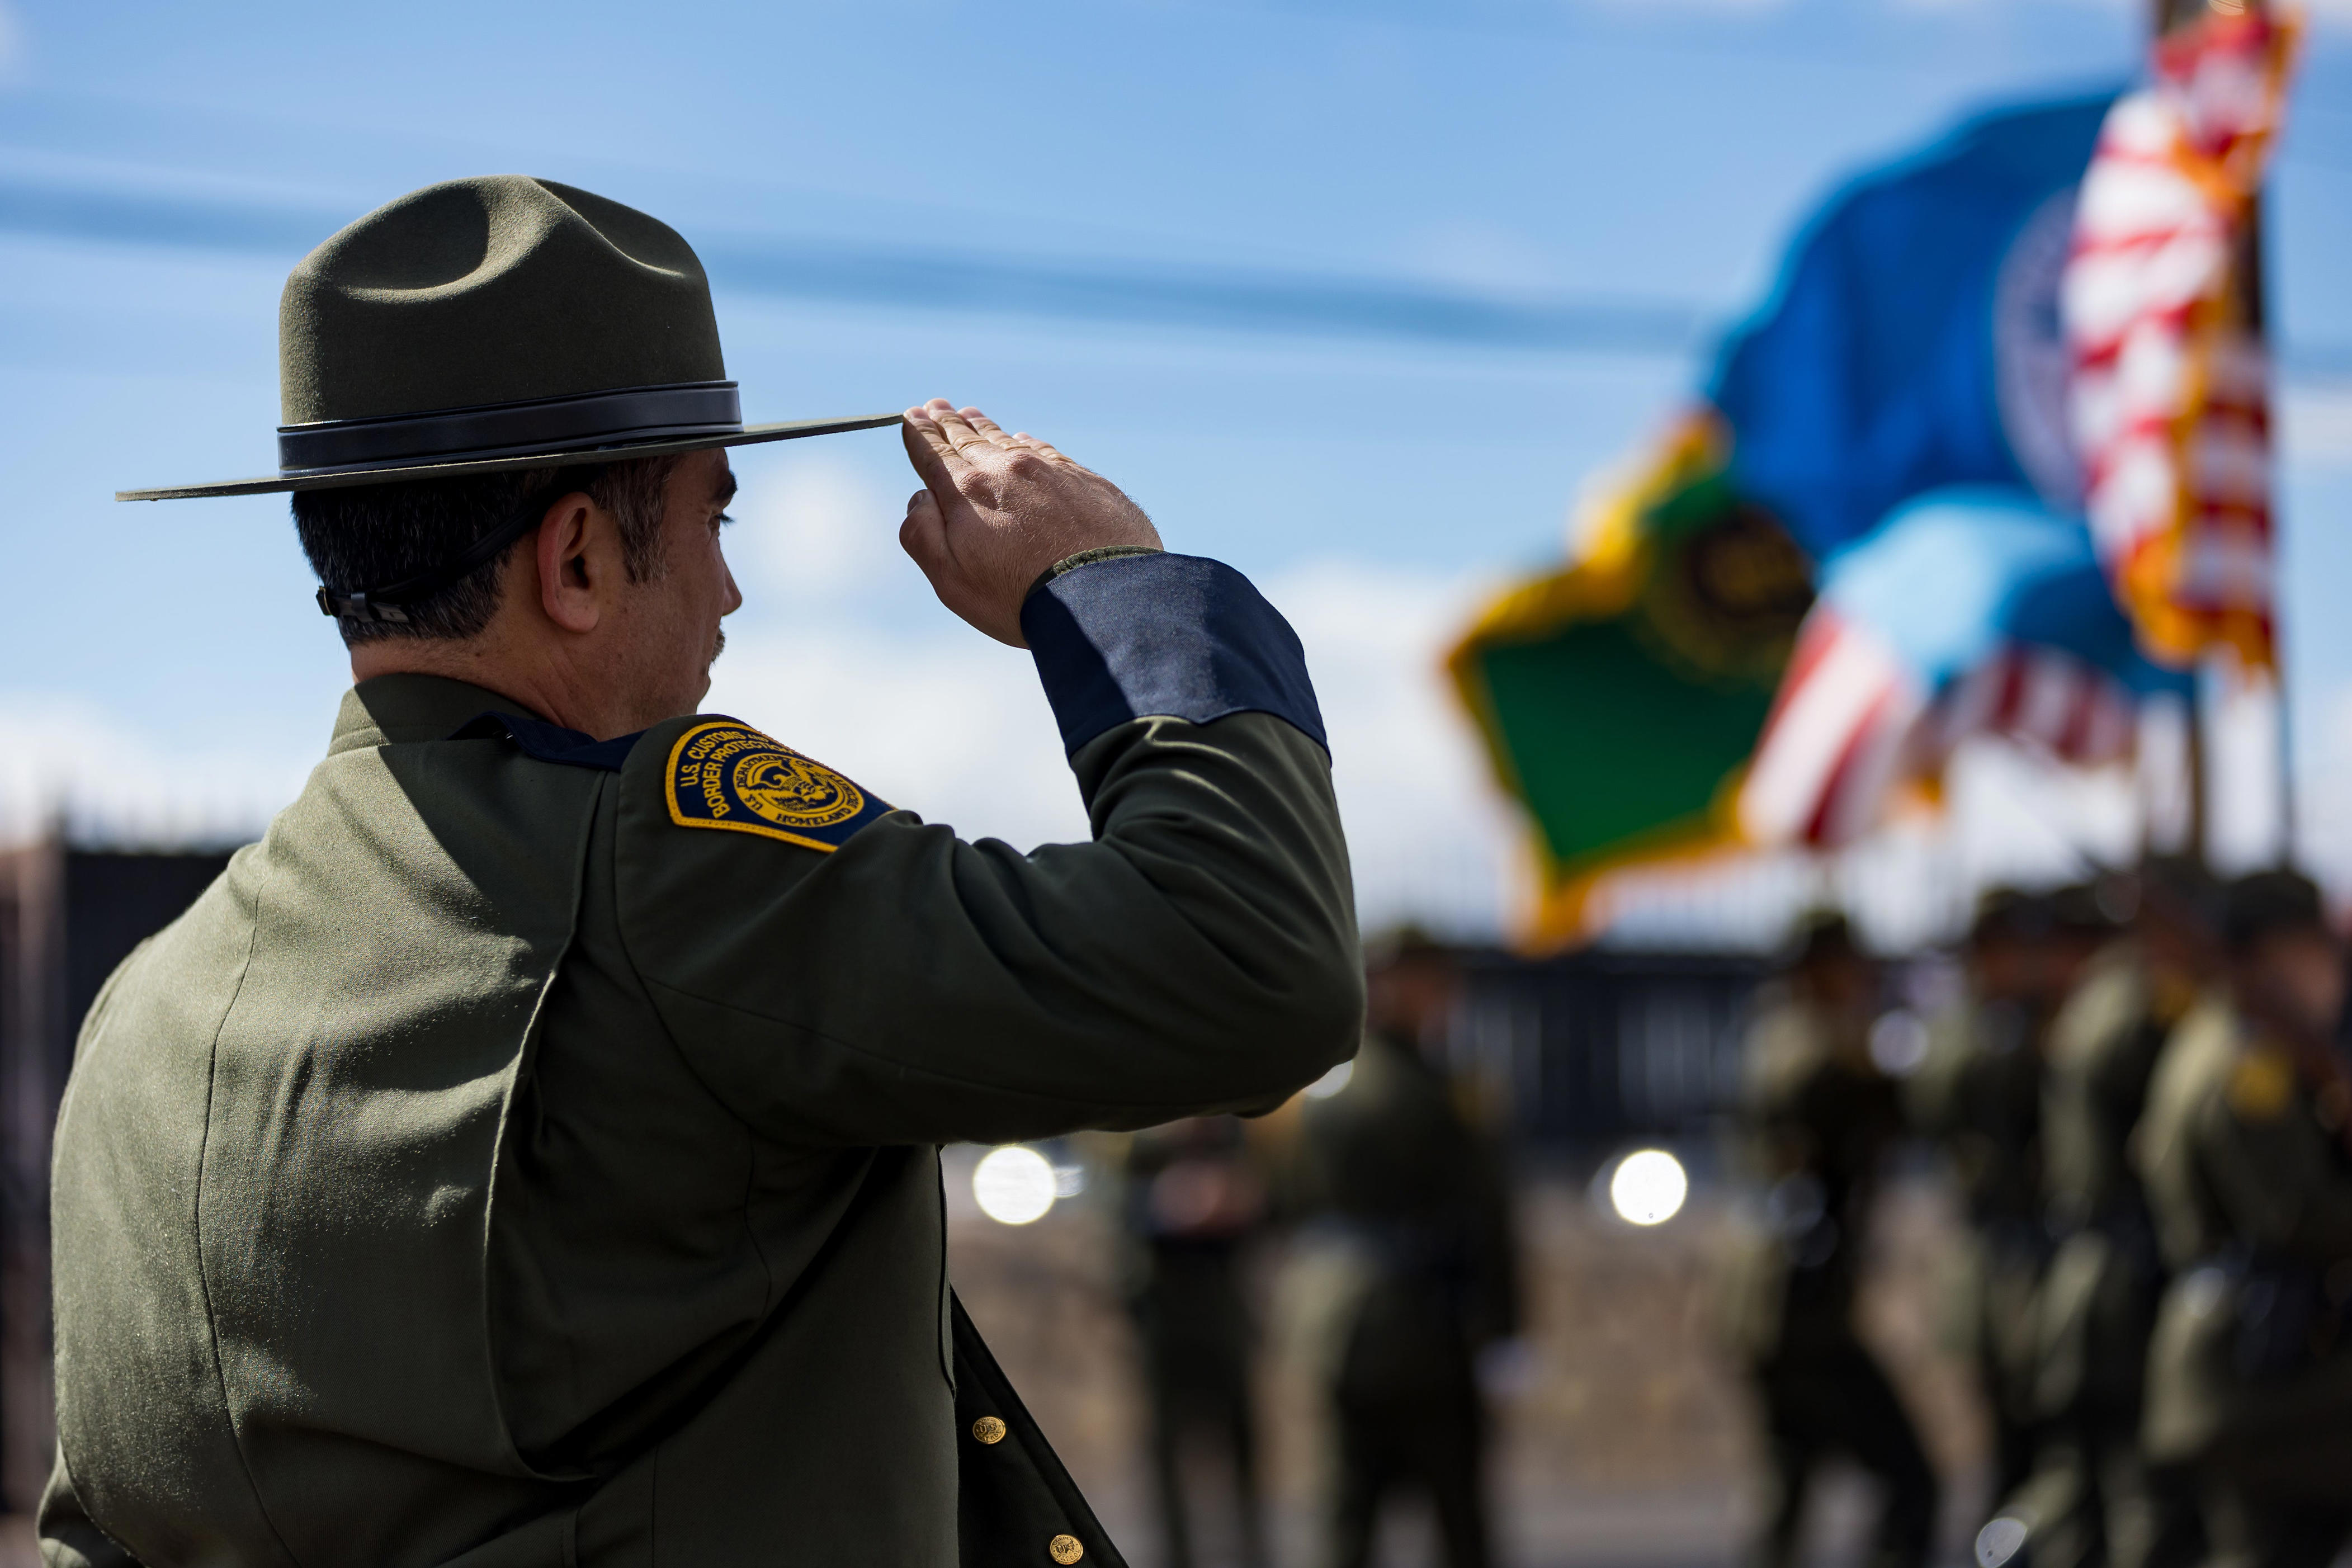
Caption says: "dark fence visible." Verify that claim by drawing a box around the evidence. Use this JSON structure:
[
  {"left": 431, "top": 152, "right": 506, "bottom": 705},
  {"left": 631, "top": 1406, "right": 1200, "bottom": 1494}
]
[
  {"left": 1453, "top": 948, "right": 1770, "bottom": 1158},
  {"left": 0, "top": 842, "right": 234, "bottom": 1514}
]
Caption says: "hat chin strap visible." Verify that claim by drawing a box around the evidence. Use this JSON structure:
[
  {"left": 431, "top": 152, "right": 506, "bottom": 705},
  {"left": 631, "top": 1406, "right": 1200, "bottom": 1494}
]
[{"left": 317, "top": 485, "right": 565, "bottom": 625}]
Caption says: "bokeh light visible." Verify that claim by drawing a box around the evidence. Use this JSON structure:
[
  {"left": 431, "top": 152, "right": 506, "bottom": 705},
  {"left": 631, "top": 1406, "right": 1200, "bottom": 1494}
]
[
  {"left": 972, "top": 1145, "right": 1058, "bottom": 1226},
  {"left": 1869, "top": 1008, "right": 1933, "bottom": 1077},
  {"left": 1608, "top": 1149, "right": 1689, "bottom": 1227},
  {"left": 1976, "top": 1515, "right": 2031, "bottom": 1568},
  {"left": 1302, "top": 1059, "right": 1355, "bottom": 1099}
]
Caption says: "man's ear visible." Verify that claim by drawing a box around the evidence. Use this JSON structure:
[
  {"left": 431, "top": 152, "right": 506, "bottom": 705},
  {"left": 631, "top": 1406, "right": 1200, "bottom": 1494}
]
[{"left": 535, "top": 493, "right": 601, "bottom": 634}]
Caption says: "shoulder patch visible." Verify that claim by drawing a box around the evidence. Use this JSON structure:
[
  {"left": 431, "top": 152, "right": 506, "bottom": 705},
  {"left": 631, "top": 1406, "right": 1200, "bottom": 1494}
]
[
  {"left": 664, "top": 719, "right": 890, "bottom": 853},
  {"left": 2227, "top": 1047, "right": 2296, "bottom": 1123}
]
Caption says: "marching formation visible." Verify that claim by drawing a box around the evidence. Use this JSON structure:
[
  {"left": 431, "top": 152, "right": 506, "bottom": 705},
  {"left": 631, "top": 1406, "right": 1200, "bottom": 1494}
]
[{"left": 1727, "top": 868, "right": 2352, "bottom": 1568}]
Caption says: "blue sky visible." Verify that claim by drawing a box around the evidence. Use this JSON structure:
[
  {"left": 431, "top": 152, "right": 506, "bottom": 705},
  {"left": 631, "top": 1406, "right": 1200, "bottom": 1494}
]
[{"left": 3, "top": 0, "right": 2348, "bottom": 939}]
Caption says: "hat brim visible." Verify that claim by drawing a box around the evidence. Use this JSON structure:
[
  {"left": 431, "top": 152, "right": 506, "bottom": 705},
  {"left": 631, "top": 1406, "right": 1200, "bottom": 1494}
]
[{"left": 116, "top": 412, "right": 905, "bottom": 502}]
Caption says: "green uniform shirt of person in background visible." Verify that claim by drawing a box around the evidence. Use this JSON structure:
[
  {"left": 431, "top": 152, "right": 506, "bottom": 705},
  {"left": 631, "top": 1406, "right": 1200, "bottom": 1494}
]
[
  {"left": 2138, "top": 998, "right": 2352, "bottom": 1500},
  {"left": 2134, "top": 871, "right": 2352, "bottom": 1568},
  {"left": 1907, "top": 891, "right": 2075, "bottom": 1509},
  {"left": 41, "top": 548, "right": 1362, "bottom": 1559},
  {"left": 1286, "top": 937, "right": 1515, "bottom": 1568},
  {"left": 1725, "top": 922, "right": 1937, "bottom": 1568},
  {"left": 1992, "top": 932, "right": 2208, "bottom": 1568}
]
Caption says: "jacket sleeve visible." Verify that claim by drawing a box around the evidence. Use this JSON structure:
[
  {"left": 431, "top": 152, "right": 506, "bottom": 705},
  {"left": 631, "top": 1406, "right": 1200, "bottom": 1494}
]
[
  {"left": 610, "top": 552, "right": 1363, "bottom": 1147},
  {"left": 2194, "top": 1058, "right": 2352, "bottom": 1265}
]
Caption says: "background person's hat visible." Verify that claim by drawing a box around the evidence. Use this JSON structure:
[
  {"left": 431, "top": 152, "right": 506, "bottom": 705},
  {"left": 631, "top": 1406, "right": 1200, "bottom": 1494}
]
[{"left": 116, "top": 175, "right": 897, "bottom": 502}]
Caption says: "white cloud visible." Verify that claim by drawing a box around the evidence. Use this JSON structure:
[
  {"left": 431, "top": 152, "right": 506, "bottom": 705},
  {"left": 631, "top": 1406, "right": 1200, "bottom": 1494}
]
[
  {"left": 0, "top": 693, "right": 310, "bottom": 848},
  {"left": 1263, "top": 559, "right": 1520, "bottom": 938},
  {"left": 731, "top": 451, "right": 906, "bottom": 604}
]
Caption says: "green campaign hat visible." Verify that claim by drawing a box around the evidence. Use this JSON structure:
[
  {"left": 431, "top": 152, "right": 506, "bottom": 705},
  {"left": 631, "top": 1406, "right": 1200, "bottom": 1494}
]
[{"left": 117, "top": 176, "right": 898, "bottom": 502}]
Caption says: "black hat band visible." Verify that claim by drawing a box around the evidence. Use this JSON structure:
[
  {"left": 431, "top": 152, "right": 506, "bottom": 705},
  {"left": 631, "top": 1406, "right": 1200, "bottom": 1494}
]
[{"left": 278, "top": 380, "right": 742, "bottom": 475}]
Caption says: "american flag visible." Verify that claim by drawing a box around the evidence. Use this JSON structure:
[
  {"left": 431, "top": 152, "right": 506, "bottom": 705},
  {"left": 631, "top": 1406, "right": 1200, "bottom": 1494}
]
[
  {"left": 1738, "top": 608, "right": 2140, "bottom": 851},
  {"left": 2065, "top": 5, "right": 2296, "bottom": 668}
]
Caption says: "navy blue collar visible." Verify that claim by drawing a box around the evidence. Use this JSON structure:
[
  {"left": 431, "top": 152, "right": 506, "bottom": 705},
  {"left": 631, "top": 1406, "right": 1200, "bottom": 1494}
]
[{"left": 450, "top": 711, "right": 645, "bottom": 772}]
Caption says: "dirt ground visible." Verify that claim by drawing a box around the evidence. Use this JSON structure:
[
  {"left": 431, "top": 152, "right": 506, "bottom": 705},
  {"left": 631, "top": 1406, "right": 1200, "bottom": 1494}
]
[{"left": 950, "top": 1151, "right": 1992, "bottom": 1568}]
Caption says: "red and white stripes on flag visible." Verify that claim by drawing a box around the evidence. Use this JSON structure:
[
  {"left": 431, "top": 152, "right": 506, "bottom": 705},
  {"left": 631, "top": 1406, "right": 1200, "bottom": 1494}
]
[
  {"left": 1737, "top": 611, "right": 1921, "bottom": 850},
  {"left": 1921, "top": 645, "right": 2138, "bottom": 773},
  {"left": 1737, "top": 610, "right": 2140, "bottom": 850},
  {"left": 2065, "top": 6, "right": 2296, "bottom": 668}
]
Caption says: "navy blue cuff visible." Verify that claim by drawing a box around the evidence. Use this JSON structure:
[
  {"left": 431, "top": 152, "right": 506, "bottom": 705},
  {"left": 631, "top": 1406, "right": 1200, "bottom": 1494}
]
[{"left": 1019, "top": 552, "right": 1328, "bottom": 756}]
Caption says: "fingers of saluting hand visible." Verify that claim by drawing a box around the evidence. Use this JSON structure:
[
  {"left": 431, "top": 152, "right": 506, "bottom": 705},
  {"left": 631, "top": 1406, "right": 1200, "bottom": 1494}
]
[
  {"left": 900, "top": 403, "right": 967, "bottom": 494},
  {"left": 902, "top": 399, "right": 1033, "bottom": 480},
  {"left": 957, "top": 406, "right": 1017, "bottom": 447},
  {"left": 929, "top": 402, "right": 1006, "bottom": 461}
]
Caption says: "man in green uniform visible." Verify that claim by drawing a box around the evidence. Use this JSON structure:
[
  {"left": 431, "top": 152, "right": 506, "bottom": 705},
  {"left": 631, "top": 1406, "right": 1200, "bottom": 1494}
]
[
  {"left": 1727, "top": 913, "right": 1937, "bottom": 1568},
  {"left": 1292, "top": 932, "right": 1516, "bottom": 1568},
  {"left": 1116, "top": 1115, "right": 1272, "bottom": 1568},
  {"left": 2136, "top": 871, "right": 2352, "bottom": 1568},
  {"left": 1911, "top": 889, "right": 2065, "bottom": 1508},
  {"left": 47, "top": 177, "right": 1362, "bottom": 1566},
  {"left": 1982, "top": 861, "right": 2217, "bottom": 1568}
]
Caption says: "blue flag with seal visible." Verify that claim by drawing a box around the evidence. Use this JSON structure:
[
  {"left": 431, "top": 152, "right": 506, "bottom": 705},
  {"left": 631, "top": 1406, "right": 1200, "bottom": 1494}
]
[
  {"left": 1711, "top": 92, "right": 2208, "bottom": 848},
  {"left": 1711, "top": 93, "right": 2115, "bottom": 557}
]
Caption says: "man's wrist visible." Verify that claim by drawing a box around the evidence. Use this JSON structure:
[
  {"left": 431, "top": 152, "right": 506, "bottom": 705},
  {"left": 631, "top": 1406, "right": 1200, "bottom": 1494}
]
[{"left": 1023, "top": 545, "right": 1164, "bottom": 604}]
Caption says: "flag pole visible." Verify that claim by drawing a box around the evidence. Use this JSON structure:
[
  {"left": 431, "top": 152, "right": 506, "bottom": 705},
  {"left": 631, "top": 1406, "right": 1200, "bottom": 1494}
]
[
  {"left": 2213, "top": 0, "right": 2296, "bottom": 870},
  {"left": 2149, "top": 0, "right": 2203, "bottom": 867},
  {"left": 2144, "top": 0, "right": 2287, "bottom": 870}
]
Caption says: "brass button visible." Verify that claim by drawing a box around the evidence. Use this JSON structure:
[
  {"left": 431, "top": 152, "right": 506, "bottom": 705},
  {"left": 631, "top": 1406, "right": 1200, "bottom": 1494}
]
[
  {"left": 971, "top": 1416, "right": 1007, "bottom": 1446},
  {"left": 1049, "top": 1536, "right": 1084, "bottom": 1565}
]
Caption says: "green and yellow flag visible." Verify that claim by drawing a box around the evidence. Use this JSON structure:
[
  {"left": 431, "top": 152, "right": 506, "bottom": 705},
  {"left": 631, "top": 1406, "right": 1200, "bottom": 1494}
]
[{"left": 1446, "top": 418, "right": 1812, "bottom": 948}]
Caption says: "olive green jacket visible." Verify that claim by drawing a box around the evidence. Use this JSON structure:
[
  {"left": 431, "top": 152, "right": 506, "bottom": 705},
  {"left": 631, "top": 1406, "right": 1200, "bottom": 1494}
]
[
  {"left": 42, "top": 556, "right": 1361, "bottom": 1566},
  {"left": 2137, "top": 995, "right": 2352, "bottom": 1493},
  {"left": 1718, "top": 996, "right": 1899, "bottom": 1363},
  {"left": 1290, "top": 1030, "right": 1519, "bottom": 1404},
  {"left": 2029, "top": 940, "right": 2173, "bottom": 1424}
]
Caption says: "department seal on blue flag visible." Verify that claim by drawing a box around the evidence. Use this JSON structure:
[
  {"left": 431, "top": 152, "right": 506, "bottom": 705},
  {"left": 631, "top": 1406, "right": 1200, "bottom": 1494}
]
[{"left": 1708, "top": 92, "right": 2118, "bottom": 560}]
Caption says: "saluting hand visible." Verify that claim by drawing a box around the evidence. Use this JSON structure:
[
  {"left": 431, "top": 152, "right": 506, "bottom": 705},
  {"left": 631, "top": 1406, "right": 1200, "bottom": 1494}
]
[{"left": 899, "top": 399, "right": 1163, "bottom": 647}]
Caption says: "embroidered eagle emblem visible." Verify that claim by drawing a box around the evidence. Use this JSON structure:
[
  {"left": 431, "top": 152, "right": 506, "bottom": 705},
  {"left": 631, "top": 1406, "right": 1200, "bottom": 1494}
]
[{"left": 664, "top": 720, "right": 888, "bottom": 852}]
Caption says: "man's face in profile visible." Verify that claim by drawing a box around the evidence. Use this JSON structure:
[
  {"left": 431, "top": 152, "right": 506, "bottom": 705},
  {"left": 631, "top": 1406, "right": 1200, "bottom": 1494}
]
[{"left": 610, "top": 448, "right": 743, "bottom": 722}]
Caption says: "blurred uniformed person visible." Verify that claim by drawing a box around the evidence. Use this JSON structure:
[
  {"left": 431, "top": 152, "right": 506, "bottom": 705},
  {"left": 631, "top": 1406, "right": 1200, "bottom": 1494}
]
[
  {"left": 46, "top": 178, "right": 1361, "bottom": 1565},
  {"left": 1987, "top": 861, "right": 2217, "bottom": 1568},
  {"left": 1294, "top": 932, "right": 1517, "bottom": 1568},
  {"left": 1118, "top": 1116, "right": 1272, "bottom": 1568},
  {"left": 2137, "top": 871, "right": 2352, "bottom": 1568},
  {"left": 1729, "top": 914, "right": 1938, "bottom": 1568},
  {"left": 1912, "top": 888, "right": 2061, "bottom": 1505}
]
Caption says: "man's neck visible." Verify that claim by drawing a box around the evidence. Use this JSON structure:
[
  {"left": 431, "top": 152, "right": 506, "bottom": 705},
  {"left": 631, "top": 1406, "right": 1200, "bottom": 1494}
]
[{"left": 351, "top": 639, "right": 574, "bottom": 731}]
